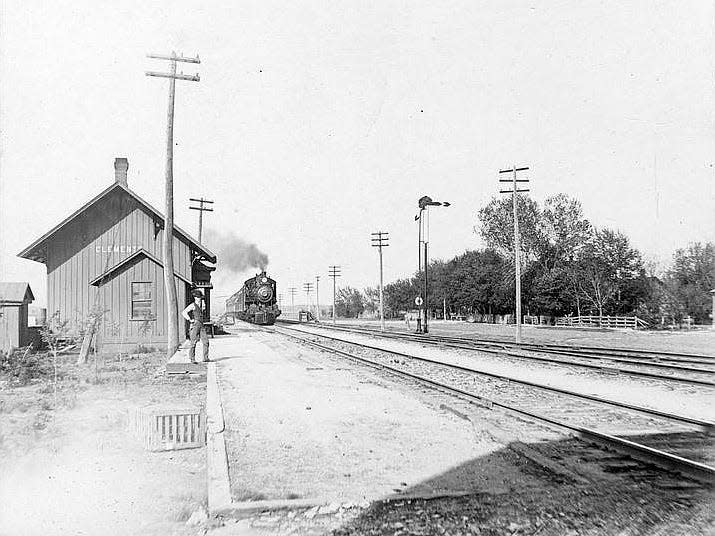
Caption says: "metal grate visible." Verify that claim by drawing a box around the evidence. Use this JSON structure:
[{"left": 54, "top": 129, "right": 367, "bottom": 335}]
[{"left": 130, "top": 406, "right": 206, "bottom": 451}]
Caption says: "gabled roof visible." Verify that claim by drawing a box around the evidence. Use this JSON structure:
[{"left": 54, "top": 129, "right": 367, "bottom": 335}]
[
  {"left": 0, "top": 282, "right": 35, "bottom": 304},
  {"left": 89, "top": 248, "right": 192, "bottom": 286},
  {"left": 17, "top": 182, "right": 216, "bottom": 264}
]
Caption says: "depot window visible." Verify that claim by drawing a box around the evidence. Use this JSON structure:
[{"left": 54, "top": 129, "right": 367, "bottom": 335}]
[{"left": 131, "top": 282, "right": 153, "bottom": 320}]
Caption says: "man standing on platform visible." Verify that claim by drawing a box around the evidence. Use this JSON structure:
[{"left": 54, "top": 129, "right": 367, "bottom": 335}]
[{"left": 182, "top": 289, "right": 210, "bottom": 363}]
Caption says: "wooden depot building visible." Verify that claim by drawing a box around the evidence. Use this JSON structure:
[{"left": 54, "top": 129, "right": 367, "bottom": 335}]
[{"left": 18, "top": 158, "right": 216, "bottom": 351}]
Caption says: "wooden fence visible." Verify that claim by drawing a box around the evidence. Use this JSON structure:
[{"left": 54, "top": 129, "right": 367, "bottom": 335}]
[{"left": 555, "top": 315, "right": 648, "bottom": 330}]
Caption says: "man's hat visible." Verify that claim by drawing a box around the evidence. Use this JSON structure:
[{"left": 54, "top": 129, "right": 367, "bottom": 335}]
[{"left": 191, "top": 289, "right": 204, "bottom": 298}]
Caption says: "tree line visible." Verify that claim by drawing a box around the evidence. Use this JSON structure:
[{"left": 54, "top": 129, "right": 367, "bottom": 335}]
[{"left": 334, "top": 194, "right": 713, "bottom": 326}]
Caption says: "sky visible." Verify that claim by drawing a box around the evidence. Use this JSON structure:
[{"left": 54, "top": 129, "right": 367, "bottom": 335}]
[{"left": 1, "top": 1, "right": 713, "bottom": 309}]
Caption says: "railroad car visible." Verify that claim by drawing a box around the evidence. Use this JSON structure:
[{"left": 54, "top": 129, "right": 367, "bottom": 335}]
[{"left": 226, "top": 271, "right": 281, "bottom": 325}]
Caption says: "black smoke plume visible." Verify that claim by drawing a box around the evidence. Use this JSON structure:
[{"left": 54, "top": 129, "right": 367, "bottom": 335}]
[{"left": 204, "top": 229, "right": 268, "bottom": 273}]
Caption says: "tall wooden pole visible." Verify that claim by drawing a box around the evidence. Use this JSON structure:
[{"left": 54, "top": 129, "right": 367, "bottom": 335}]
[
  {"left": 163, "top": 58, "right": 179, "bottom": 356},
  {"left": 512, "top": 166, "right": 522, "bottom": 344},
  {"left": 189, "top": 197, "right": 214, "bottom": 244},
  {"left": 371, "top": 231, "right": 389, "bottom": 331},
  {"left": 315, "top": 275, "right": 320, "bottom": 321},
  {"left": 146, "top": 52, "right": 200, "bottom": 357},
  {"left": 499, "top": 165, "right": 530, "bottom": 345},
  {"left": 329, "top": 266, "right": 341, "bottom": 324},
  {"left": 378, "top": 245, "right": 384, "bottom": 330}
]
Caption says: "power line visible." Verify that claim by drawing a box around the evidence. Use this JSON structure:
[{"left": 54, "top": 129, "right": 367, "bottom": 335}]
[
  {"left": 315, "top": 275, "right": 321, "bottom": 321},
  {"left": 328, "top": 266, "right": 341, "bottom": 324},
  {"left": 371, "top": 231, "right": 389, "bottom": 331},
  {"left": 189, "top": 197, "right": 214, "bottom": 243},
  {"left": 288, "top": 287, "right": 297, "bottom": 311},
  {"left": 499, "top": 164, "right": 530, "bottom": 344},
  {"left": 303, "top": 282, "right": 314, "bottom": 313}
]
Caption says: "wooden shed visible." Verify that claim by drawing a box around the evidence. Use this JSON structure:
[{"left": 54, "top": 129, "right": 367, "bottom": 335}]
[
  {"left": 18, "top": 158, "right": 216, "bottom": 351},
  {"left": 0, "top": 282, "right": 35, "bottom": 353}
]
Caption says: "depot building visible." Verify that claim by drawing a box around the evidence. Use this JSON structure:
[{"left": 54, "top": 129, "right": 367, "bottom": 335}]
[{"left": 18, "top": 158, "right": 216, "bottom": 351}]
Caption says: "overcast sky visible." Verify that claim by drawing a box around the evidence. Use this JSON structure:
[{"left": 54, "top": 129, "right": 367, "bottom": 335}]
[{"left": 1, "top": 1, "right": 713, "bottom": 309}]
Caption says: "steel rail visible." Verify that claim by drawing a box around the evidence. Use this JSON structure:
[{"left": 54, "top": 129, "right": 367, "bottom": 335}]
[
  {"left": 285, "top": 319, "right": 715, "bottom": 362},
  {"left": 277, "top": 324, "right": 713, "bottom": 430},
  {"left": 438, "top": 341, "right": 715, "bottom": 379},
  {"left": 437, "top": 335, "right": 715, "bottom": 367},
  {"left": 516, "top": 344, "right": 715, "bottom": 369},
  {"left": 274, "top": 327, "right": 715, "bottom": 482},
  {"left": 280, "top": 321, "right": 714, "bottom": 387},
  {"left": 341, "top": 326, "right": 715, "bottom": 384}
]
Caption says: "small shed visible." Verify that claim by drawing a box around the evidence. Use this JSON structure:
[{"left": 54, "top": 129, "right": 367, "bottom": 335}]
[{"left": 0, "top": 282, "right": 35, "bottom": 353}]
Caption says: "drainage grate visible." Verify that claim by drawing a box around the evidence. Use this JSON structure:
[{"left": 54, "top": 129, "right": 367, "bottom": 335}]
[{"left": 130, "top": 406, "right": 206, "bottom": 451}]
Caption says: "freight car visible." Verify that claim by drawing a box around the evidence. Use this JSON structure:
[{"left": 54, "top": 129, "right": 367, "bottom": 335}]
[{"left": 226, "top": 271, "right": 281, "bottom": 325}]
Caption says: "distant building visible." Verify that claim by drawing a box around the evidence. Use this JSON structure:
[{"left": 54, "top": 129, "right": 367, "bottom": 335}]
[
  {"left": 18, "top": 158, "right": 216, "bottom": 351},
  {"left": 0, "top": 282, "right": 35, "bottom": 353}
]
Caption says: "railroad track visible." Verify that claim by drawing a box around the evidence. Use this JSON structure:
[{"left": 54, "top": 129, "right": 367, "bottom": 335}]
[
  {"left": 271, "top": 323, "right": 715, "bottom": 483},
  {"left": 276, "top": 319, "right": 715, "bottom": 387}
]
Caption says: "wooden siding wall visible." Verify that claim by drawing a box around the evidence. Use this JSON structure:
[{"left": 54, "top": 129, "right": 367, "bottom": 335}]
[
  {"left": 46, "top": 189, "right": 195, "bottom": 345},
  {"left": 0, "top": 306, "right": 21, "bottom": 352}
]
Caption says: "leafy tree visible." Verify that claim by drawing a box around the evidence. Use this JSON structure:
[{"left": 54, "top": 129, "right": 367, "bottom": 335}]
[
  {"left": 439, "top": 250, "right": 511, "bottom": 314},
  {"left": 541, "top": 194, "right": 592, "bottom": 269},
  {"left": 335, "top": 287, "right": 365, "bottom": 318},
  {"left": 477, "top": 195, "right": 546, "bottom": 262},
  {"left": 577, "top": 228, "right": 643, "bottom": 316},
  {"left": 665, "top": 242, "right": 714, "bottom": 323},
  {"left": 384, "top": 278, "right": 419, "bottom": 314},
  {"left": 362, "top": 287, "right": 380, "bottom": 315}
]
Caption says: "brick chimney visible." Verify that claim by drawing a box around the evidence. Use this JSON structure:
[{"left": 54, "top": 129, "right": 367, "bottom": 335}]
[{"left": 114, "top": 157, "right": 128, "bottom": 187}]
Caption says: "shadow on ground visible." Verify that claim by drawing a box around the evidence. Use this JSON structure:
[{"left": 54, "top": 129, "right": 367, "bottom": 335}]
[{"left": 326, "top": 433, "right": 713, "bottom": 536}]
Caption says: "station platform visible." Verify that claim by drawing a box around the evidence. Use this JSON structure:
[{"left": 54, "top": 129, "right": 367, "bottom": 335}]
[{"left": 205, "top": 323, "right": 552, "bottom": 520}]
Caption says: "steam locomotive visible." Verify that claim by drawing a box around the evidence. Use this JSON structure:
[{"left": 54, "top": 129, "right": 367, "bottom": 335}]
[{"left": 226, "top": 271, "right": 281, "bottom": 325}]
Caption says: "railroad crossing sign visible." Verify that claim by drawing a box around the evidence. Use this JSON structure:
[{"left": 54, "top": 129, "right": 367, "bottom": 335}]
[{"left": 414, "top": 296, "right": 423, "bottom": 306}]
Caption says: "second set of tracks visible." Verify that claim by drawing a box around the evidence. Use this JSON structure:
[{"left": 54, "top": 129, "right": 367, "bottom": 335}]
[
  {"left": 278, "top": 320, "right": 715, "bottom": 387},
  {"left": 269, "top": 322, "right": 714, "bottom": 483}
]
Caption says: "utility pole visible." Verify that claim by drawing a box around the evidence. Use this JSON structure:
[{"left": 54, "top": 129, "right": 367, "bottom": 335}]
[
  {"left": 288, "top": 287, "right": 297, "bottom": 315},
  {"left": 303, "top": 282, "right": 314, "bottom": 315},
  {"left": 315, "top": 275, "right": 321, "bottom": 321},
  {"left": 146, "top": 51, "right": 200, "bottom": 357},
  {"left": 189, "top": 197, "right": 214, "bottom": 243},
  {"left": 371, "top": 231, "right": 389, "bottom": 331},
  {"left": 328, "top": 266, "right": 341, "bottom": 324},
  {"left": 499, "top": 165, "right": 530, "bottom": 344}
]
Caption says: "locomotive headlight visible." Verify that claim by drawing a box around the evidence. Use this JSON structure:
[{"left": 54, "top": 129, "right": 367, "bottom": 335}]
[{"left": 261, "top": 277, "right": 268, "bottom": 283}]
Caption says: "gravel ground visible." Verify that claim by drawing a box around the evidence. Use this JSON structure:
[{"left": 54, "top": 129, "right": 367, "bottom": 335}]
[
  {"left": 291, "top": 324, "right": 714, "bottom": 423},
  {"left": 216, "top": 327, "right": 544, "bottom": 503},
  {"left": 210, "top": 324, "right": 713, "bottom": 535}
]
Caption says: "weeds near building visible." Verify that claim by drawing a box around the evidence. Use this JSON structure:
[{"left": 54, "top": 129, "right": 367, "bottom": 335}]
[{"left": 40, "top": 311, "right": 70, "bottom": 407}]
